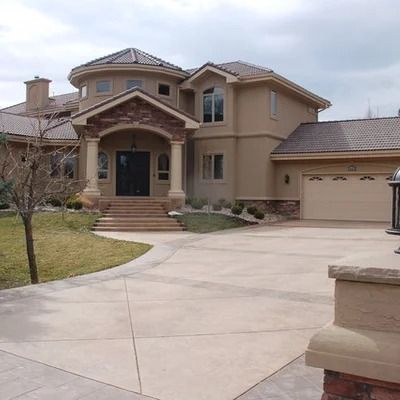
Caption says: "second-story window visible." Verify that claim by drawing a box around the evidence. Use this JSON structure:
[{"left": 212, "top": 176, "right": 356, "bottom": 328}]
[
  {"left": 96, "top": 80, "right": 111, "bottom": 93},
  {"left": 79, "top": 85, "right": 87, "bottom": 99},
  {"left": 158, "top": 83, "right": 170, "bottom": 96},
  {"left": 203, "top": 87, "right": 224, "bottom": 123},
  {"left": 270, "top": 90, "right": 278, "bottom": 117},
  {"left": 127, "top": 79, "right": 143, "bottom": 90}
]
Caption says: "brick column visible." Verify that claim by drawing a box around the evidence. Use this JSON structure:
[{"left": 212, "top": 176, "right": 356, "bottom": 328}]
[
  {"left": 306, "top": 252, "right": 400, "bottom": 399},
  {"left": 168, "top": 141, "right": 185, "bottom": 208},
  {"left": 83, "top": 138, "right": 101, "bottom": 196}
]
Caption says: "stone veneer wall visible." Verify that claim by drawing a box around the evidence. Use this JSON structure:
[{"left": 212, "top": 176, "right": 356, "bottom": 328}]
[
  {"left": 241, "top": 200, "right": 300, "bottom": 218},
  {"left": 322, "top": 370, "right": 400, "bottom": 400}
]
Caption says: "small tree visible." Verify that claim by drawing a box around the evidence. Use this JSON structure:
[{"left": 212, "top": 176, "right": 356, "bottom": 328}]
[{"left": 0, "top": 114, "right": 82, "bottom": 284}]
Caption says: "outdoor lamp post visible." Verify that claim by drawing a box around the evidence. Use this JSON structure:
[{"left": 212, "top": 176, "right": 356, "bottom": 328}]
[{"left": 386, "top": 167, "right": 400, "bottom": 253}]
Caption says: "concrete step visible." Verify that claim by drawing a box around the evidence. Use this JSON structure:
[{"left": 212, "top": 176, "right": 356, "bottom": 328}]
[
  {"left": 99, "top": 217, "right": 177, "bottom": 223},
  {"left": 92, "top": 226, "right": 185, "bottom": 232},
  {"left": 103, "top": 212, "right": 168, "bottom": 218},
  {"left": 107, "top": 206, "right": 166, "bottom": 211},
  {"left": 94, "top": 221, "right": 182, "bottom": 227}
]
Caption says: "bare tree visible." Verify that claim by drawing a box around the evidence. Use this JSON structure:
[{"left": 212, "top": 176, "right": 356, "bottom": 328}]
[{"left": 0, "top": 113, "right": 82, "bottom": 284}]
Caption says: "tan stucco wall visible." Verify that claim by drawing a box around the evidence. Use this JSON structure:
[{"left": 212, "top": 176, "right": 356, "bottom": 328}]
[
  {"left": 78, "top": 71, "right": 180, "bottom": 111},
  {"left": 94, "top": 130, "right": 170, "bottom": 196}
]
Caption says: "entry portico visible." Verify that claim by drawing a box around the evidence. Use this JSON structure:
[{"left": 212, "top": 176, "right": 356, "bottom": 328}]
[{"left": 72, "top": 87, "right": 199, "bottom": 207}]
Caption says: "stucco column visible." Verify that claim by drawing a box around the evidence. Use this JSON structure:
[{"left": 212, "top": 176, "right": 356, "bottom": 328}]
[
  {"left": 83, "top": 138, "right": 101, "bottom": 196},
  {"left": 168, "top": 141, "right": 185, "bottom": 207},
  {"left": 306, "top": 252, "right": 400, "bottom": 397}
]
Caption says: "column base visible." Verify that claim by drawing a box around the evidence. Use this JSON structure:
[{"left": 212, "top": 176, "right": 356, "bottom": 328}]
[
  {"left": 83, "top": 187, "right": 101, "bottom": 197},
  {"left": 168, "top": 190, "right": 185, "bottom": 209}
]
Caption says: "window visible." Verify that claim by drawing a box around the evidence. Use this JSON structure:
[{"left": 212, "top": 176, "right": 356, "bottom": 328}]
[
  {"left": 50, "top": 153, "right": 76, "bottom": 179},
  {"left": 202, "top": 154, "right": 224, "bottom": 180},
  {"left": 270, "top": 90, "right": 278, "bottom": 117},
  {"left": 127, "top": 79, "right": 143, "bottom": 90},
  {"left": 98, "top": 152, "right": 109, "bottom": 180},
  {"left": 79, "top": 85, "right": 87, "bottom": 99},
  {"left": 158, "top": 83, "right": 170, "bottom": 96},
  {"left": 203, "top": 87, "right": 224, "bottom": 123},
  {"left": 96, "top": 80, "right": 111, "bottom": 93},
  {"left": 157, "top": 154, "right": 170, "bottom": 181}
]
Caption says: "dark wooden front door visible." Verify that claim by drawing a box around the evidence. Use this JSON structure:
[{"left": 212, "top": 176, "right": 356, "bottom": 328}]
[{"left": 116, "top": 151, "right": 150, "bottom": 196}]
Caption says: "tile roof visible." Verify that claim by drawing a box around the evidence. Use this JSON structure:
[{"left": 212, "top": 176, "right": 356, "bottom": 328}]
[
  {"left": 2, "top": 92, "right": 79, "bottom": 115},
  {"left": 272, "top": 117, "right": 400, "bottom": 155},
  {"left": 187, "top": 60, "right": 273, "bottom": 77},
  {"left": 72, "top": 48, "right": 184, "bottom": 72},
  {"left": 0, "top": 112, "right": 78, "bottom": 141}
]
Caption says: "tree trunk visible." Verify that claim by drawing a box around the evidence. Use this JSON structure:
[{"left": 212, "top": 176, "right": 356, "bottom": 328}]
[{"left": 23, "top": 215, "right": 39, "bottom": 284}]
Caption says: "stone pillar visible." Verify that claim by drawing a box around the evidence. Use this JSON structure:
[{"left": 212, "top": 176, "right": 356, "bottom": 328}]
[
  {"left": 305, "top": 252, "right": 400, "bottom": 399},
  {"left": 168, "top": 141, "right": 185, "bottom": 208},
  {"left": 83, "top": 138, "right": 101, "bottom": 196}
]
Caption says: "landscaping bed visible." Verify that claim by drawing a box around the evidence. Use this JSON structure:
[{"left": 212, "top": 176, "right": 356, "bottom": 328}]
[{"left": 0, "top": 212, "right": 151, "bottom": 290}]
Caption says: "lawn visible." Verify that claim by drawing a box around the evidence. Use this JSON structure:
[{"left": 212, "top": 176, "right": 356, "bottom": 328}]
[
  {"left": 175, "top": 212, "right": 252, "bottom": 233},
  {"left": 0, "top": 212, "right": 151, "bottom": 290}
]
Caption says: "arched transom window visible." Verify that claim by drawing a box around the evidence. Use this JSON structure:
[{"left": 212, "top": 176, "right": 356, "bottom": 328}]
[
  {"left": 203, "top": 87, "right": 224, "bottom": 123},
  {"left": 157, "top": 153, "right": 170, "bottom": 181},
  {"left": 98, "top": 152, "right": 109, "bottom": 179}
]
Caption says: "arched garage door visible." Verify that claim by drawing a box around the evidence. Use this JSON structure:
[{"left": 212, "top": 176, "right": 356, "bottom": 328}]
[{"left": 302, "top": 173, "right": 392, "bottom": 222}]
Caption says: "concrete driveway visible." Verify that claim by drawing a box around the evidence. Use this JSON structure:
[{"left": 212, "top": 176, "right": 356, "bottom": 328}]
[{"left": 0, "top": 221, "right": 396, "bottom": 400}]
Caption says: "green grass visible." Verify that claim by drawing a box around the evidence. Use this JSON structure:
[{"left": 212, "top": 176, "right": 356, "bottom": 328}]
[
  {"left": 0, "top": 212, "right": 151, "bottom": 290},
  {"left": 176, "top": 212, "right": 252, "bottom": 233}
]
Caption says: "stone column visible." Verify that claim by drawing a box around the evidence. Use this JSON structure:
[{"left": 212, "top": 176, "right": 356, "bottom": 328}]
[
  {"left": 83, "top": 138, "right": 101, "bottom": 197},
  {"left": 306, "top": 252, "right": 400, "bottom": 398},
  {"left": 168, "top": 141, "right": 185, "bottom": 208}
]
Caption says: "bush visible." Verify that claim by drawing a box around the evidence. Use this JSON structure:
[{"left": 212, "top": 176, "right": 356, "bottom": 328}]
[
  {"left": 224, "top": 201, "right": 232, "bottom": 209},
  {"left": 185, "top": 197, "right": 192, "bottom": 206},
  {"left": 46, "top": 196, "right": 62, "bottom": 207},
  {"left": 231, "top": 205, "right": 243, "bottom": 215},
  {"left": 254, "top": 211, "right": 265, "bottom": 220},
  {"left": 66, "top": 196, "right": 83, "bottom": 210},
  {"left": 247, "top": 206, "right": 257, "bottom": 215},
  {"left": 191, "top": 198, "right": 205, "bottom": 210},
  {"left": 0, "top": 202, "right": 9, "bottom": 210},
  {"left": 212, "top": 203, "right": 222, "bottom": 211}
]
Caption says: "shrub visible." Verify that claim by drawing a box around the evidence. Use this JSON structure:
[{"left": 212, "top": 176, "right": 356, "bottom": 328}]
[
  {"left": 247, "top": 206, "right": 257, "bottom": 215},
  {"left": 66, "top": 196, "right": 83, "bottom": 210},
  {"left": 200, "top": 198, "right": 209, "bottom": 206},
  {"left": 235, "top": 201, "right": 245, "bottom": 210},
  {"left": 191, "top": 198, "right": 204, "bottom": 210},
  {"left": 224, "top": 201, "right": 232, "bottom": 209},
  {"left": 212, "top": 203, "right": 222, "bottom": 211},
  {"left": 46, "top": 196, "right": 62, "bottom": 207},
  {"left": 231, "top": 205, "right": 243, "bottom": 215},
  {"left": 254, "top": 211, "right": 265, "bottom": 220},
  {"left": 185, "top": 197, "right": 192, "bottom": 206},
  {"left": 0, "top": 202, "right": 9, "bottom": 210}
]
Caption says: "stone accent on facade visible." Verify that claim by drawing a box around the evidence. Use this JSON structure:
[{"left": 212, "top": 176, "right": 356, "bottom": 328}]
[
  {"left": 241, "top": 199, "right": 300, "bottom": 218},
  {"left": 322, "top": 370, "right": 400, "bottom": 400},
  {"left": 85, "top": 97, "right": 188, "bottom": 142}
]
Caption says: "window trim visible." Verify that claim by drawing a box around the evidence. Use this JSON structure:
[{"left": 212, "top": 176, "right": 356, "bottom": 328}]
[
  {"left": 50, "top": 152, "right": 77, "bottom": 180},
  {"left": 95, "top": 80, "right": 112, "bottom": 95},
  {"left": 201, "top": 86, "right": 225, "bottom": 124},
  {"left": 157, "top": 82, "right": 171, "bottom": 97},
  {"left": 200, "top": 152, "right": 225, "bottom": 182},
  {"left": 79, "top": 84, "right": 88, "bottom": 100},
  {"left": 270, "top": 89, "right": 278, "bottom": 119},
  {"left": 126, "top": 79, "right": 143, "bottom": 90},
  {"left": 156, "top": 153, "right": 170, "bottom": 184},
  {"left": 98, "top": 150, "right": 110, "bottom": 182}
]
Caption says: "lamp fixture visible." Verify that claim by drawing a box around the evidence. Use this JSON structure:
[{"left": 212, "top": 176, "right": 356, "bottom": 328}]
[{"left": 131, "top": 134, "right": 137, "bottom": 153}]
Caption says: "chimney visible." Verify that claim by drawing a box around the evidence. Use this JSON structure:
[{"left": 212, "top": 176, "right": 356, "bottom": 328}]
[{"left": 24, "top": 77, "right": 52, "bottom": 112}]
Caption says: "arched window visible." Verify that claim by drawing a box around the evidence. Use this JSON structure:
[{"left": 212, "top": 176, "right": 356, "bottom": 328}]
[
  {"left": 98, "top": 152, "right": 108, "bottom": 179},
  {"left": 157, "top": 153, "right": 169, "bottom": 181},
  {"left": 203, "top": 87, "right": 224, "bottom": 123}
]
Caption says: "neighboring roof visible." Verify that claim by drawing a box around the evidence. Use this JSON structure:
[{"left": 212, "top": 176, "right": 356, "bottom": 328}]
[
  {"left": 71, "top": 48, "right": 184, "bottom": 72},
  {"left": 272, "top": 117, "right": 400, "bottom": 156},
  {"left": 72, "top": 86, "right": 199, "bottom": 129},
  {"left": 2, "top": 92, "right": 79, "bottom": 115},
  {"left": 187, "top": 60, "right": 273, "bottom": 77},
  {"left": 0, "top": 111, "right": 78, "bottom": 141}
]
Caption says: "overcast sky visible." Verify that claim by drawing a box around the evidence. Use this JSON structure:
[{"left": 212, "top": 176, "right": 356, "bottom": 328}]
[{"left": 0, "top": 0, "right": 399, "bottom": 120}]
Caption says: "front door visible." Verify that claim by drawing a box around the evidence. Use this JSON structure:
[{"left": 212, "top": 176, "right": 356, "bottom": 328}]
[{"left": 116, "top": 151, "right": 150, "bottom": 196}]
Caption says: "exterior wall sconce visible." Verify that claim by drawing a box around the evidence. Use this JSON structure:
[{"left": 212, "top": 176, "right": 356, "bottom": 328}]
[
  {"left": 131, "top": 135, "right": 137, "bottom": 153},
  {"left": 284, "top": 174, "right": 290, "bottom": 184},
  {"left": 386, "top": 167, "right": 400, "bottom": 253}
]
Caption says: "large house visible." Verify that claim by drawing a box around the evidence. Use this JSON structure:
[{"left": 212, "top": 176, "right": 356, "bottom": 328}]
[{"left": 2, "top": 47, "right": 399, "bottom": 222}]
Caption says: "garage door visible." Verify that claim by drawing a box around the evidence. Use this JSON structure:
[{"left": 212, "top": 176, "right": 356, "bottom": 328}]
[{"left": 302, "top": 174, "right": 392, "bottom": 222}]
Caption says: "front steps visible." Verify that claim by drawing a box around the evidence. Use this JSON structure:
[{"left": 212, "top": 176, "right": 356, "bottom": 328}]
[{"left": 92, "top": 198, "right": 185, "bottom": 232}]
